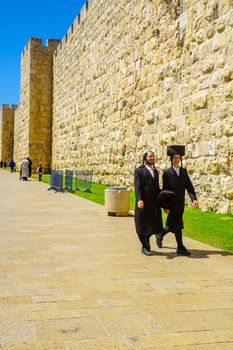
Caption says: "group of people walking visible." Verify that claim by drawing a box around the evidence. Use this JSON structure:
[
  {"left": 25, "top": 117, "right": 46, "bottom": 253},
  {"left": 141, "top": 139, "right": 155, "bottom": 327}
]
[
  {"left": 1, "top": 144, "right": 197, "bottom": 257},
  {"left": 20, "top": 157, "right": 43, "bottom": 181},
  {"left": 0, "top": 160, "right": 16, "bottom": 172},
  {"left": 0, "top": 157, "right": 43, "bottom": 181},
  {"left": 0, "top": 160, "right": 11, "bottom": 169},
  {"left": 134, "top": 145, "right": 198, "bottom": 257}
]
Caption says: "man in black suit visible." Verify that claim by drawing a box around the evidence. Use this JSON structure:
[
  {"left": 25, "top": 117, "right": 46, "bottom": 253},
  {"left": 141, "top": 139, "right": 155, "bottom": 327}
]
[
  {"left": 134, "top": 150, "right": 163, "bottom": 256},
  {"left": 156, "top": 145, "right": 199, "bottom": 256},
  {"left": 27, "top": 157, "right": 32, "bottom": 177}
]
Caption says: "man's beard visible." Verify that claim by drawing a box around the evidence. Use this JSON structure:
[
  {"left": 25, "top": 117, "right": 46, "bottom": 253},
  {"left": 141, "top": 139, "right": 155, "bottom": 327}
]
[{"left": 145, "top": 160, "right": 154, "bottom": 166}]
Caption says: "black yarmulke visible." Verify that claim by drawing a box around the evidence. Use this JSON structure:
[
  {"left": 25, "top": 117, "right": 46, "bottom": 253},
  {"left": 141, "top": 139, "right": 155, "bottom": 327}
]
[
  {"left": 157, "top": 190, "right": 176, "bottom": 209},
  {"left": 167, "top": 145, "right": 185, "bottom": 156}
]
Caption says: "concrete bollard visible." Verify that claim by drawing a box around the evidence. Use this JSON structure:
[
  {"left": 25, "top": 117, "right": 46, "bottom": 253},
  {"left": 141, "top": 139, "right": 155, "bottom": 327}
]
[{"left": 105, "top": 186, "right": 130, "bottom": 217}]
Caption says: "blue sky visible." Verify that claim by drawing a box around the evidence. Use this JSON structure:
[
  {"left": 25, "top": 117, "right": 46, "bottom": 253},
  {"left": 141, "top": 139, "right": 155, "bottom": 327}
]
[{"left": 0, "top": 0, "right": 86, "bottom": 106}]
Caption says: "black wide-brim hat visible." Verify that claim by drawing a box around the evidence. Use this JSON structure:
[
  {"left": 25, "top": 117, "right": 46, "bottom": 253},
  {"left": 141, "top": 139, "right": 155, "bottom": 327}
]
[
  {"left": 157, "top": 190, "right": 176, "bottom": 210},
  {"left": 167, "top": 145, "right": 185, "bottom": 156}
]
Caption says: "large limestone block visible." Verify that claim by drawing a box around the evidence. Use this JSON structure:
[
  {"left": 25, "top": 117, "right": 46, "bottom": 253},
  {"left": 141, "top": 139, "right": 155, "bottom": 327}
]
[
  {"left": 207, "top": 162, "right": 220, "bottom": 175},
  {"left": 218, "top": 201, "right": 230, "bottom": 214},
  {"left": 212, "top": 28, "right": 231, "bottom": 51},
  {"left": 192, "top": 93, "right": 208, "bottom": 110}
]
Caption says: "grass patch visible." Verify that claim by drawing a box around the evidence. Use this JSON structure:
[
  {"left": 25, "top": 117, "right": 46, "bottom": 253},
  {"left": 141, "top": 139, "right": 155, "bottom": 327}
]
[
  {"left": 32, "top": 174, "right": 136, "bottom": 208},
  {"left": 32, "top": 174, "right": 233, "bottom": 253},
  {"left": 183, "top": 208, "right": 233, "bottom": 254}
]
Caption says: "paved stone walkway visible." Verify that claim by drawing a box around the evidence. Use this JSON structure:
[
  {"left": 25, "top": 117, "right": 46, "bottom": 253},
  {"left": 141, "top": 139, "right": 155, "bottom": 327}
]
[{"left": 0, "top": 170, "right": 233, "bottom": 350}]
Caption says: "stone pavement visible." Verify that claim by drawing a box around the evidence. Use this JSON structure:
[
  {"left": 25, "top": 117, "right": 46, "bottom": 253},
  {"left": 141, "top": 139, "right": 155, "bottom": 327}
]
[{"left": 0, "top": 170, "right": 233, "bottom": 350}]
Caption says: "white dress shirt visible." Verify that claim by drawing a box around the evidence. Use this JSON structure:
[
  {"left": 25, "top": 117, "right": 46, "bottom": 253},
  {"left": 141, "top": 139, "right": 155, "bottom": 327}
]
[
  {"left": 173, "top": 166, "right": 180, "bottom": 176},
  {"left": 145, "top": 165, "right": 155, "bottom": 178}
]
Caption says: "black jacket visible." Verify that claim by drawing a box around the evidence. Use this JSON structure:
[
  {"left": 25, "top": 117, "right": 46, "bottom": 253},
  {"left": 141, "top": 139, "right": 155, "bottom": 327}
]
[
  {"left": 134, "top": 165, "right": 163, "bottom": 236},
  {"left": 163, "top": 167, "right": 197, "bottom": 232}
]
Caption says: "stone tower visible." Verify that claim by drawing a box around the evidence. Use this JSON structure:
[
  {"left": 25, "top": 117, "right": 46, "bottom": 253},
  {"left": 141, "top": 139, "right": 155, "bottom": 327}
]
[
  {"left": 14, "top": 37, "right": 60, "bottom": 172},
  {"left": 0, "top": 104, "right": 17, "bottom": 163}
]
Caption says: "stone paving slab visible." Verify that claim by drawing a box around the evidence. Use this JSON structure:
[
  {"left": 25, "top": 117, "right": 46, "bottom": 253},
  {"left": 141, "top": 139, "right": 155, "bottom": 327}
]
[{"left": 0, "top": 170, "right": 232, "bottom": 349}]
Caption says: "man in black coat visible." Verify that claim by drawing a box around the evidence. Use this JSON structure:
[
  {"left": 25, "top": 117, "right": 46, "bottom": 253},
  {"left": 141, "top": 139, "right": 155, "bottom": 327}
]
[
  {"left": 134, "top": 150, "right": 163, "bottom": 256},
  {"left": 27, "top": 157, "right": 32, "bottom": 177},
  {"left": 156, "top": 145, "right": 199, "bottom": 256}
]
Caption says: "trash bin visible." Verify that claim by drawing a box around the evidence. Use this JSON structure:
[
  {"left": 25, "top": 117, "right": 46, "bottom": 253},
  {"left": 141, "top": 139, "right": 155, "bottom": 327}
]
[{"left": 105, "top": 186, "right": 130, "bottom": 217}]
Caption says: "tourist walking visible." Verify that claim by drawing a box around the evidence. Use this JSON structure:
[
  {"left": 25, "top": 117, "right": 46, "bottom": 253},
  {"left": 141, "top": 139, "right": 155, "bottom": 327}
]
[
  {"left": 134, "top": 150, "right": 163, "bottom": 256},
  {"left": 36, "top": 164, "right": 43, "bottom": 181},
  {"left": 156, "top": 145, "right": 199, "bottom": 256},
  {"left": 20, "top": 157, "right": 29, "bottom": 181},
  {"left": 9, "top": 159, "right": 16, "bottom": 173}
]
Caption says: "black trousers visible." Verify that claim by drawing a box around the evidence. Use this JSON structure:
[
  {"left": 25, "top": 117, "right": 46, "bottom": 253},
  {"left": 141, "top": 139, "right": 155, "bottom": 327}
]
[
  {"left": 137, "top": 234, "right": 151, "bottom": 251},
  {"left": 160, "top": 227, "right": 183, "bottom": 248}
]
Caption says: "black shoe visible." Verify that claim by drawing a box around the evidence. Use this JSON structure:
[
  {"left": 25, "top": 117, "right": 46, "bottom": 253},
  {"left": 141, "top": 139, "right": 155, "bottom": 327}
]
[
  {"left": 141, "top": 247, "right": 153, "bottom": 256},
  {"left": 177, "top": 246, "right": 191, "bottom": 256},
  {"left": 156, "top": 234, "right": 163, "bottom": 248}
]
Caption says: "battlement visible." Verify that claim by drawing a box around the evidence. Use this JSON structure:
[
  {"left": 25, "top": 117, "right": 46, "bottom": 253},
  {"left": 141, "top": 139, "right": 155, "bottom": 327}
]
[
  {"left": 54, "top": 0, "right": 91, "bottom": 57},
  {"left": 1, "top": 104, "right": 18, "bottom": 111},
  {"left": 46, "top": 39, "right": 61, "bottom": 51},
  {"left": 22, "top": 37, "right": 60, "bottom": 57},
  {"left": 22, "top": 38, "right": 41, "bottom": 57}
]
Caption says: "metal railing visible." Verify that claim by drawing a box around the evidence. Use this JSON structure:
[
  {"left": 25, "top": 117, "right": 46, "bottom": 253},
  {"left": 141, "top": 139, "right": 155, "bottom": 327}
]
[
  {"left": 47, "top": 169, "right": 64, "bottom": 192},
  {"left": 75, "top": 169, "right": 92, "bottom": 193},
  {"left": 64, "top": 169, "right": 73, "bottom": 192}
]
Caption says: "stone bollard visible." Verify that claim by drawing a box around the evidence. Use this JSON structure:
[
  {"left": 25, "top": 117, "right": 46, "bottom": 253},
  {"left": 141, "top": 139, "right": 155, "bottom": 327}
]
[{"left": 105, "top": 186, "right": 130, "bottom": 217}]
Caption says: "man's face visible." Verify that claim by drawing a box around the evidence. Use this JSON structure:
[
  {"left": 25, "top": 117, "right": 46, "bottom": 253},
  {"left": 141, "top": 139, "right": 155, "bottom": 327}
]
[
  {"left": 172, "top": 154, "right": 181, "bottom": 167},
  {"left": 145, "top": 152, "right": 155, "bottom": 165}
]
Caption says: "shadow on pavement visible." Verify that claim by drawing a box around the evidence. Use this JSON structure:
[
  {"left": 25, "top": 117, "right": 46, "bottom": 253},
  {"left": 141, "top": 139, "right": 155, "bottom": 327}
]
[{"left": 149, "top": 248, "right": 232, "bottom": 259}]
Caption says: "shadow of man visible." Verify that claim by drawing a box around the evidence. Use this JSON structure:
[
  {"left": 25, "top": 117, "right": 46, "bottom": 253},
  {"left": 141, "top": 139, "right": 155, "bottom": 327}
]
[
  {"left": 144, "top": 246, "right": 232, "bottom": 259},
  {"left": 163, "top": 248, "right": 232, "bottom": 259}
]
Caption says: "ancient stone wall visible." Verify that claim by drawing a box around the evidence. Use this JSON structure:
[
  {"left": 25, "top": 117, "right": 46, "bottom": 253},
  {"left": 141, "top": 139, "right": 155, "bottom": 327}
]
[
  {"left": 13, "top": 41, "right": 32, "bottom": 165},
  {"left": 0, "top": 104, "right": 17, "bottom": 163},
  {"left": 52, "top": 0, "right": 233, "bottom": 213},
  {"left": 14, "top": 38, "right": 60, "bottom": 172},
  {"left": 29, "top": 38, "right": 60, "bottom": 171}
]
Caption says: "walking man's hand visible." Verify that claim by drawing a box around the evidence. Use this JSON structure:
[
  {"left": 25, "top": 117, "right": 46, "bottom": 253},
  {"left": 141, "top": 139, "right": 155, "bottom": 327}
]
[{"left": 137, "top": 200, "right": 144, "bottom": 209}]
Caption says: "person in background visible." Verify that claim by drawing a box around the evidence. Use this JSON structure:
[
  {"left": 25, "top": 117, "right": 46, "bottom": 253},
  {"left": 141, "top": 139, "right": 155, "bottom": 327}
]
[
  {"left": 0, "top": 160, "right": 3, "bottom": 169},
  {"left": 36, "top": 164, "right": 43, "bottom": 182},
  {"left": 134, "top": 149, "right": 163, "bottom": 256},
  {"left": 156, "top": 145, "right": 199, "bottom": 256},
  {"left": 3, "top": 161, "right": 7, "bottom": 169},
  {"left": 9, "top": 159, "right": 16, "bottom": 173},
  {"left": 27, "top": 157, "right": 32, "bottom": 177},
  {"left": 20, "top": 157, "right": 29, "bottom": 181}
]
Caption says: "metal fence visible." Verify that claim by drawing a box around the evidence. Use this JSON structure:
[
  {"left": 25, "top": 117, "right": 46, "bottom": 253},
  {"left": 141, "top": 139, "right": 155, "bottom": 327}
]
[
  {"left": 64, "top": 169, "right": 73, "bottom": 192},
  {"left": 47, "top": 169, "right": 64, "bottom": 192},
  {"left": 75, "top": 169, "right": 92, "bottom": 193}
]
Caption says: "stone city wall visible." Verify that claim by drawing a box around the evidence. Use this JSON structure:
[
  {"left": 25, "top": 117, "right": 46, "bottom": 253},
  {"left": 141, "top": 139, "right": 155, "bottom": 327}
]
[
  {"left": 14, "top": 38, "right": 60, "bottom": 172},
  {"left": 0, "top": 104, "right": 17, "bottom": 163},
  {"left": 13, "top": 41, "right": 31, "bottom": 165},
  {"left": 52, "top": 0, "right": 233, "bottom": 213}
]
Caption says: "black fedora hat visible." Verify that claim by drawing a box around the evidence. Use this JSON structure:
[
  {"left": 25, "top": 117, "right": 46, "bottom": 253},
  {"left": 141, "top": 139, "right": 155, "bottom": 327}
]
[
  {"left": 167, "top": 145, "right": 185, "bottom": 156},
  {"left": 157, "top": 190, "right": 176, "bottom": 209}
]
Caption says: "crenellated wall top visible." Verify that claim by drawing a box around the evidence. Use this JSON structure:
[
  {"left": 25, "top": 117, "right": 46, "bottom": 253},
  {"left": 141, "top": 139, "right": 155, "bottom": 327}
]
[
  {"left": 54, "top": 0, "right": 92, "bottom": 56},
  {"left": 22, "top": 37, "right": 60, "bottom": 57}
]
